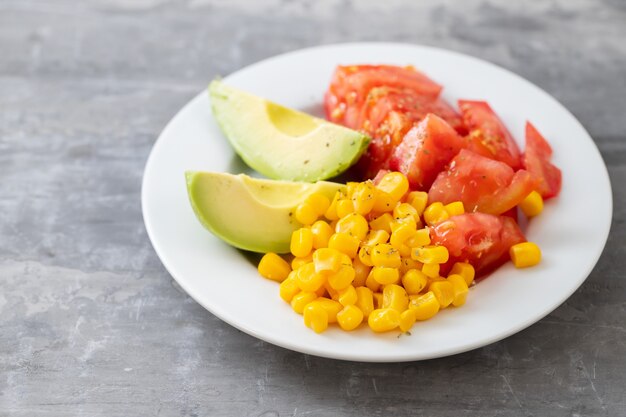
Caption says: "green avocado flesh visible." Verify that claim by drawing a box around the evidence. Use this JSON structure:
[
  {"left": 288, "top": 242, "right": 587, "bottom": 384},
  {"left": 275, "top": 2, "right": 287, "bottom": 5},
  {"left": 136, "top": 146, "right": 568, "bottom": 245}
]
[
  {"left": 186, "top": 171, "right": 345, "bottom": 253},
  {"left": 209, "top": 80, "right": 370, "bottom": 182}
]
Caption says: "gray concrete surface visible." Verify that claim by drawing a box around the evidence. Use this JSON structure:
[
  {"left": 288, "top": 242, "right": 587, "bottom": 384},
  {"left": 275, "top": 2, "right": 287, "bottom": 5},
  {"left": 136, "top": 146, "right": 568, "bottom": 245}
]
[{"left": 1, "top": 0, "right": 625, "bottom": 416}]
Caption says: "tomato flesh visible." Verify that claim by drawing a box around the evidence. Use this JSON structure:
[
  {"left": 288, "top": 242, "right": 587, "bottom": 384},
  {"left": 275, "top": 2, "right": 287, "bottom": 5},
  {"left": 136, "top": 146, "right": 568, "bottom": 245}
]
[
  {"left": 523, "top": 122, "right": 562, "bottom": 199},
  {"left": 430, "top": 213, "right": 526, "bottom": 277},
  {"left": 428, "top": 149, "right": 537, "bottom": 215}
]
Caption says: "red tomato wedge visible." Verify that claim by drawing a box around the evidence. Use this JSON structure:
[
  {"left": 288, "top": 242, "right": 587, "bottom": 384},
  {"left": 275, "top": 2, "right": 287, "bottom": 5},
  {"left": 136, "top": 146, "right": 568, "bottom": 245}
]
[
  {"left": 523, "top": 122, "right": 562, "bottom": 199},
  {"left": 325, "top": 65, "right": 442, "bottom": 129},
  {"left": 428, "top": 149, "right": 537, "bottom": 214},
  {"left": 389, "top": 114, "right": 467, "bottom": 190},
  {"left": 430, "top": 213, "right": 526, "bottom": 277},
  {"left": 459, "top": 100, "right": 522, "bottom": 170}
]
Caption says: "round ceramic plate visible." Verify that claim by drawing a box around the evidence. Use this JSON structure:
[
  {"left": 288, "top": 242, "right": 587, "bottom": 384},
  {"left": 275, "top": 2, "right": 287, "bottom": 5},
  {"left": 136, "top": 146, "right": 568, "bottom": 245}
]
[{"left": 142, "top": 43, "right": 612, "bottom": 362}]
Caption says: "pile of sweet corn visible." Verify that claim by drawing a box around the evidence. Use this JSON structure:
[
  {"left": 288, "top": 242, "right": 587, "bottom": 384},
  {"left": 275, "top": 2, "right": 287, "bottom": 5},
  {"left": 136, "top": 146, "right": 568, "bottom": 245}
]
[{"left": 258, "top": 171, "right": 542, "bottom": 334}]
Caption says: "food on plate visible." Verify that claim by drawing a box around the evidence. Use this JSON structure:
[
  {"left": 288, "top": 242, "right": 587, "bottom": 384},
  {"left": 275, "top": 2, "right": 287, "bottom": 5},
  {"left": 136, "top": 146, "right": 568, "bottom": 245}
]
[
  {"left": 209, "top": 80, "right": 370, "bottom": 182},
  {"left": 523, "top": 122, "right": 562, "bottom": 199},
  {"left": 185, "top": 171, "right": 344, "bottom": 253}
]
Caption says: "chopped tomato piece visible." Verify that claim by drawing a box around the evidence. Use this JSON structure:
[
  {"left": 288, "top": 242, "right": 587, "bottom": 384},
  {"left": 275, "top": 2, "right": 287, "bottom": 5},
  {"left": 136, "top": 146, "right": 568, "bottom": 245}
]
[
  {"left": 459, "top": 100, "right": 522, "bottom": 169},
  {"left": 430, "top": 213, "right": 526, "bottom": 277},
  {"left": 389, "top": 114, "right": 467, "bottom": 190},
  {"left": 523, "top": 122, "right": 562, "bottom": 199},
  {"left": 428, "top": 150, "right": 537, "bottom": 215}
]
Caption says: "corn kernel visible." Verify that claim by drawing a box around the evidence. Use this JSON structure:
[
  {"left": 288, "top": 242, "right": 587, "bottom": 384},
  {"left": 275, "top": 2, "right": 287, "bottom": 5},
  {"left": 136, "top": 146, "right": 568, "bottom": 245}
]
[
  {"left": 422, "top": 263, "right": 440, "bottom": 278},
  {"left": 412, "top": 245, "right": 449, "bottom": 264},
  {"left": 352, "top": 257, "right": 371, "bottom": 287},
  {"left": 393, "top": 203, "right": 419, "bottom": 223},
  {"left": 258, "top": 253, "right": 291, "bottom": 282},
  {"left": 409, "top": 291, "right": 440, "bottom": 320},
  {"left": 406, "top": 191, "right": 428, "bottom": 216},
  {"left": 291, "top": 228, "right": 313, "bottom": 258},
  {"left": 295, "top": 202, "right": 318, "bottom": 225},
  {"left": 510, "top": 242, "right": 542, "bottom": 268},
  {"left": 305, "top": 193, "right": 331, "bottom": 216},
  {"left": 373, "top": 292, "right": 383, "bottom": 309},
  {"left": 325, "top": 192, "right": 341, "bottom": 221},
  {"left": 376, "top": 171, "right": 409, "bottom": 201},
  {"left": 328, "top": 232, "right": 360, "bottom": 258},
  {"left": 279, "top": 272, "right": 300, "bottom": 302},
  {"left": 312, "top": 297, "right": 343, "bottom": 323},
  {"left": 345, "top": 181, "right": 359, "bottom": 198},
  {"left": 368, "top": 308, "right": 401, "bottom": 332},
  {"left": 402, "top": 269, "right": 428, "bottom": 295},
  {"left": 291, "top": 291, "right": 317, "bottom": 314},
  {"left": 312, "top": 247, "right": 342, "bottom": 273},
  {"left": 423, "top": 202, "right": 450, "bottom": 226},
  {"left": 390, "top": 222, "right": 416, "bottom": 257},
  {"left": 310, "top": 220, "right": 333, "bottom": 249},
  {"left": 371, "top": 266, "right": 400, "bottom": 285},
  {"left": 399, "top": 309, "right": 417, "bottom": 333},
  {"left": 324, "top": 281, "right": 338, "bottom": 300},
  {"left": 351, "top": 181, "right": 376, "bottom": 215},
  {"left": 399, "top": 257, "right": 423, "bottom": 275},
  {"left": 444, "top": 201, "right": 465, "bottom": 217},
  {"left": 336, "top": 198, "right": 355, "bottom": 218},
  {"left": 291, "top": 254, "right": 313, "bottom": 271},
  {"left": 429, "top": 280, "right": 454, "bottom": 308},
  {"left": 337, "top": 305, "right": 364, "bottom": 331},
  {"left": 450, "top": 262, "right": 475, "bottom": 286},
  {"left": 295, "top": 262, "right": 325, "bottom": 292},
  {"left": 327, "top": 265, "right": 355, "bottom": 290},
  {"left": 447, "top": 274, "right": 469, "bottom": 307},
  {"left": 355, "top": 287, "right": 375, "bottom": 318},
  {"left": 364, "top": 229, "right": 390, "bottom": 247},
  {"left": 371, "top": 244, "right": 401, "bottom": 268},
  {"left": 520, "top": 191, "right": 543, "bottom": 218},
  {"left": 365, "top": 270, "right": 382, "bottom": 292},
  {"left": 338, "top": 285, "right": 358, "bottom": 306},
  {"left": 303, "top": 302, "right": 329, "bottom": 333},
  {"left": 358, "top": 246, "right": 374, "bottom": 267},
  {"left": 372, "top": 190, "right": 396, "bottom": 213},
  {"left": 369, "top": 212, "right": 394, "bottom": 233},
  {"left": 407, "top": 228, "right": 431, "bottom": 247},
  {"left": 382, "top": 284, "right": 409, "bottom": 312},
  {"left": 336, "top": 213, "right": 369, "bottom": 241}
]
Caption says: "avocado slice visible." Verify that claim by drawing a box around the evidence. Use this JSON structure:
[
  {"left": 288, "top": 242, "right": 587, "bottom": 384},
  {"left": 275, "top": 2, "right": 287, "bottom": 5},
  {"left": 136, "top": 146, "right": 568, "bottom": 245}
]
[
  {"left": 186, "top": 171, "right": 345, "bottom": 253},
  {"left": 209, "top": 80, "right": 370, "bottom": 182}
]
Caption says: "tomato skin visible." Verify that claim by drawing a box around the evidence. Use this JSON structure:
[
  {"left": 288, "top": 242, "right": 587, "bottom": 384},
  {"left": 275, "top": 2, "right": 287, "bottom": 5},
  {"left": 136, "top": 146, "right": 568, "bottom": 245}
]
[
  {"left": 459, "top": 100, "right": 522, "bottom": 170},
  {"left": 428, "top": 150, "right": 537, "bottom": 215},
  {"left": 523, "top": 122, "right": 562, "bottom": 199},
  {"left": 388, "top": 114, "right": 467, "bottom": 190},
  {"left": 430, "top": 213, "right": 526, "bottom": 277}
]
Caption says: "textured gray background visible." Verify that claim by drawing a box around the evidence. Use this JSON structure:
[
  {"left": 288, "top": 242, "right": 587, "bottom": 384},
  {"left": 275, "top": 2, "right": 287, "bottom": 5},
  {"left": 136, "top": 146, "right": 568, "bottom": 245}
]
[{"left": 1, "top": 0, "right": 625, "bottom": 416}]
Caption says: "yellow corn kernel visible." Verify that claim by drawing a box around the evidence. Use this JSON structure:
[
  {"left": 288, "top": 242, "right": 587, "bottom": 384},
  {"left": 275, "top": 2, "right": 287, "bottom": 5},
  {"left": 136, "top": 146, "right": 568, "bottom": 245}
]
[
  {"left": 510, "top": 242, "right": 542, "bottom": 268},
  {"left": 355, "top": 286, "right": 375, "bottom": 318},
  {"left": 312, "top": 247, "right": 342, "bottom": 273},
  {"left": 337, "top": 305, "right": 364, "bottom": 331},
  {"left": 324, "top": 281, "right": 338, "bottom": 300},
  {"left": 358, "top": 246, "right": 373, "bottom": 267},
  {"left": 406, "top": 191, "right": 428, "bottom": 216},
  {"left": 291, "top": 291, "right": 317, "bottom": 314},
  {"left": 291, "top": 254, "right": 312, "bottom": 271},
  {"left": 444, "top": 201, "right": 465, "bottom": 217},
  {"left": 336, "top": 198, "right": 355, "bottom": 218},
  {"left": 368, "top": 308, "right": 401, "bottom": 332},
  {"left": 402, "top": 269, "right": 428, "bottom": 295},
  {"left": 325, "top": 191, "right": 341, "bottom": 221},
  {"left": 295, "top": 262, "right": 324, "bottom": 292},
  {"left": 412, "top": 245, "right": 449, "bottom": 264},
  {"left": 328, "top": 232, "right": 360, "bottom": 259},
  {"left": 345, "top": 181, "right": 359, "bottom": 198},
  {"left": 327, "top": 265, "right": 355, "bottom": 290},
  {"left": 365, "top": 271, "right": 381, "bottom": 292},
  {"left": 303, "top": 302, "right": 329, "bottom": 333},
  {"left": 279, "top": 272, "right": 300, "bottom": 302},
  {"left": 409, "top": 291, "right": 440, "bottom": 320},
  {"left": 393, "top": 203, "right": 419, "bottom": 223},
  {"left": 390, "top": 222, "right": 416, "bottom": 257},
  {"left": 372, "top": 190, "right": 396, "bottom": 213},
  {"left": 371, "top": 244, "right": 401, "bottom": 268},
  {"left": 338, "top": 285, "right": 358, "bottom": 306},
  {"left": 352, "top": 257, "right": 371, "bottom": 287},
  {"left": 295, "top": 202, "right": 318, "bottom": 226},
  {"left": 450, "top": 262, "right": 475, "bottom": 286},
  {"left": 399, "top": 309, "right": 417, "bottom": 333},
  {"left": 364, "top": 229, "right": 390, "bottom": 247},
  {"left": 369, "top": 212, "right": 394, "bottom": 233},
  {"left": 423, "top": 202, "right": 450, "bottom": 226},
  {"left": 290, "top": 228, "right": 313, "bottom": 258},
  {"left": 336, "top": 213, "right": 369, "bottom": 241},
  {"left": 305, "top": 193, "right": 331, "bottom": 217},
  {"left": 371, "top": 266, "right": 400, "bottom": 285},
  {"left": 422, "top": 263, "right": 440, "bottom": 278},
  {"left": 373, "top": 292, "right": 383, "bottom": 309},
  {"left": 312, "top": 297, "right": 343, "bottom": 323},
  {"left": 447, "top": 274, "right": 469, "bottom": 307},
  {"left": 376, "top": 171, "right": 409, "bottom": 201},
  {"left": 258, "top": 253, "right": 291, "bottom": 282},
  {"left": 429, "top": 280, "right": 454, "bottom": 308},
  {"left": 382, "top": 284, "right": 409, "bottom": 312},
  {"left": 399, "top": 257, "right": 423, "bottom": 275},
  {"left": 351, "top": 181, "right": 376, "bottom": 216},
  {"left": 310, "top": 220, "right": 333, "bottom": 249},
  {"left": 407, "top": 228, "right": 431, "bottom": 248},
  {"left": 520, "top": 191, "right": 543, "bottom": 218}
]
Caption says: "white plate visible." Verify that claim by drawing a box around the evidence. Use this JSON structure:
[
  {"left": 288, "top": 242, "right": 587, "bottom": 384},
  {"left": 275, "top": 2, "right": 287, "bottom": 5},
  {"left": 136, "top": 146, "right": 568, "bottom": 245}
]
[{"left": 142, "top": 43, "right": 612, "bottom": 362}]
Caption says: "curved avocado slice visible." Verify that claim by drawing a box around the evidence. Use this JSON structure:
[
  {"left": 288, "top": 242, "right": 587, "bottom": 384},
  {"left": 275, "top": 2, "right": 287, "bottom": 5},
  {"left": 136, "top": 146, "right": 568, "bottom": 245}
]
[
  {"left": 186, "top": 171, "right": 345, "bottom": 253},
  {"left": 209, "top": 80, "right": 370, "bottom": 182}
]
